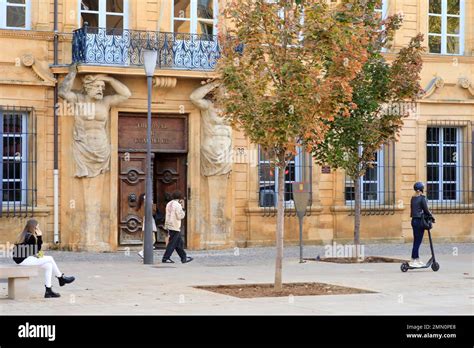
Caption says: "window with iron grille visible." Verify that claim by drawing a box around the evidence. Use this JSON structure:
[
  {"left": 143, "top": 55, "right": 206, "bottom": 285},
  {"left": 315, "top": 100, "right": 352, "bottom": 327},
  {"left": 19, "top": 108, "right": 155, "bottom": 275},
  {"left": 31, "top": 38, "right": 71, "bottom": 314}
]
[
  {"left": 258, "top": 146, "right": 312, "bottom": 216},
  {"left": 344, "top": 143, "right": 396, "bottom": 215},
  {"left": 0, "top": 106, "right": 37, "bottom": 217},
  {"left": 426, "top": 124, "right": 473, "bottom": 213}
]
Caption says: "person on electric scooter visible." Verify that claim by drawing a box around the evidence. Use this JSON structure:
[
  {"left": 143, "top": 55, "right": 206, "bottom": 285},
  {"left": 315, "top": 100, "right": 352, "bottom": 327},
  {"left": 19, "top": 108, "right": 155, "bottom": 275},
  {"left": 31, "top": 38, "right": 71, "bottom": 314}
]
[{"left": 410, "top": 182, "right": 435, "bottom": 268}]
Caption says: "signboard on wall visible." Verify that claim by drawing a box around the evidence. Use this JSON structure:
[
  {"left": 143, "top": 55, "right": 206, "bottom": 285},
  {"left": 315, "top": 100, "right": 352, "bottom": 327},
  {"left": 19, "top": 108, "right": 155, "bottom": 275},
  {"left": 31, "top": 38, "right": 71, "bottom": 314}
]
[
  {"left": 321, "top": 165, "right": 331, "bottom": 174},
  {"left": 118, "top": 113, "right": 188, "bottom": 152}
]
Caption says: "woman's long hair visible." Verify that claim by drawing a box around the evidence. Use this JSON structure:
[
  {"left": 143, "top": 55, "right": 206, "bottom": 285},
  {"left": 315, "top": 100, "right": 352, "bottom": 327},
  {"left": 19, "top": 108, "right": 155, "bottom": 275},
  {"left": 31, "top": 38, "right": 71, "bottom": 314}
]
[{"left": 15, "top": 219, "right": 38, "bottom": 244}]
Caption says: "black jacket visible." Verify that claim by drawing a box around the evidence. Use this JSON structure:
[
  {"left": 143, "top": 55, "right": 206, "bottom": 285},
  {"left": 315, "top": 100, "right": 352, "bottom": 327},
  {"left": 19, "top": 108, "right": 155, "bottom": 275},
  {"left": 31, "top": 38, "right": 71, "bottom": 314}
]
[
  {"left": 12, "top": 233, "right": 42, "bottom": 264},
  {"left": 410, "top": 195, "right": 432, "bottom": 218}
]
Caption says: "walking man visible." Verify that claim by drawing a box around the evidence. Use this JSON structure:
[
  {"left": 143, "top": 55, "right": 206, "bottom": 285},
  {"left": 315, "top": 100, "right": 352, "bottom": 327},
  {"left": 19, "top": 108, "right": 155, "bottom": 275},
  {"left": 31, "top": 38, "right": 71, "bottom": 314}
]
[{"left": 162, "top": 191, "right": 193, "bottom": 264}]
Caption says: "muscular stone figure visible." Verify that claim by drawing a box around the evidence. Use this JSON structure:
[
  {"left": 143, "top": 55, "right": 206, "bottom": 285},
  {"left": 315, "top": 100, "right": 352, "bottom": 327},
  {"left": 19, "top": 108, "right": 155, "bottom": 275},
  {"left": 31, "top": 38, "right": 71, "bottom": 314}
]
[
  {"left": 59, "top": 64, "right": 131, "bottom": 178},
  {"left": 190, "top": 80, "right": 232, "bottom": 176},
  {"left": 190, "top": 81, "right": 232, "bottom": 242}
]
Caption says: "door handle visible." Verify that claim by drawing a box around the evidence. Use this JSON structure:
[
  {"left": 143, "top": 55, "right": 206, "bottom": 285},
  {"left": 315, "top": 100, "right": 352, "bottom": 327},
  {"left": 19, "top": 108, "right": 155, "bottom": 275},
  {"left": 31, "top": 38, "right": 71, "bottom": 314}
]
[{"left": 128, "top": 193, "right": 138, "bottom": 207}]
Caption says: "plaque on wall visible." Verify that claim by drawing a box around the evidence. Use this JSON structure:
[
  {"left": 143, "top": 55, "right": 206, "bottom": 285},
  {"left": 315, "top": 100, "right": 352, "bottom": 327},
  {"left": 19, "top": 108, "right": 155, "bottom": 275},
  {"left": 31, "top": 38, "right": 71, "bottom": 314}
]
[
  {"left": 321, "top": 165, "right": 331, "bottom": 174},
  {"left": 118, "top": 113, "right": 188, "bottom": 152}
]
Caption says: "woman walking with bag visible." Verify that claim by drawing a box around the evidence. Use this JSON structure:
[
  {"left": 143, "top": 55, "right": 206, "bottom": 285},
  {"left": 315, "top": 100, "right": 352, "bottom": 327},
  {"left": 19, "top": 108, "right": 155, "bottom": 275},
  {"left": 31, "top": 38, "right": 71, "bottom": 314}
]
[
  {"left": 12, "top": 219, "right": 75, "bottom": 298},
  {"left": 410, "top": 182, "right": 435, "bottom": 268},
  {"left": 137, "top": 193, "right": 159, "bottom": 259}
]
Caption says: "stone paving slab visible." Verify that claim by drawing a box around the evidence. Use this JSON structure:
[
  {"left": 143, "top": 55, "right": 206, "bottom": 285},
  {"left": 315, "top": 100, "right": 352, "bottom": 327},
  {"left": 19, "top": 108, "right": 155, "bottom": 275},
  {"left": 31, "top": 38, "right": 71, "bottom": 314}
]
[{"left": 0, "top": 243, "right": 472, "bottom": 315}]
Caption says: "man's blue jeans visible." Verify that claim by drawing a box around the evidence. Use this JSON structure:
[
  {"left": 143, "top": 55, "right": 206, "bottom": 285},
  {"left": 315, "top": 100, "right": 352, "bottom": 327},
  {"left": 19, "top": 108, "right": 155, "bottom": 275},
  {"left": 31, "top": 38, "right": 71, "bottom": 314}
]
[{"left": 411, "top": 218, "right": 425, "bottom": 259}]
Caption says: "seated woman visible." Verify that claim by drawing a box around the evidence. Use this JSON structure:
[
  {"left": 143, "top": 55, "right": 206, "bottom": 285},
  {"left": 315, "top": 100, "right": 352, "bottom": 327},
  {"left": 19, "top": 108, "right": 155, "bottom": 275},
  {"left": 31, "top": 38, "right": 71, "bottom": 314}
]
[{"left": 12, "top": 219, "right": 75, "bottom": 298}]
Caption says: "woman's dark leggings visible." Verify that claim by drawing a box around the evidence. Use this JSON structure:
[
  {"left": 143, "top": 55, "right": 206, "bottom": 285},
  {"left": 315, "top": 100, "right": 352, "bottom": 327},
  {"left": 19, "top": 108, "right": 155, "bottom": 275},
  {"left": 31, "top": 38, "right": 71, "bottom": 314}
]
[{"left": 411, "top": 218, "right": 425, "bottom": 259}]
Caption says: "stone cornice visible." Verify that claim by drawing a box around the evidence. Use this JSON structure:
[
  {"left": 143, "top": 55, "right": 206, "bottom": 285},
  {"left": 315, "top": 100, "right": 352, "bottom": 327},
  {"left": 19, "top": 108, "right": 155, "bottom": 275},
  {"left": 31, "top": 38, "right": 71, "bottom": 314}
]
[
  {"left": 245, "top": 205, "right": 324, "bottom": 216},
  {"left": 1, "top": 206, "right": 51, "bottom": 216},
  {"left": 21, "top": 54, "right": 56, "bottom": 86},
  {"left": 330, "top": 205, "right": 405, "bottom": 213},
  {"left": 0, "top": 29, "right": 72, "bottom": 41},
  {"left": 417, "top": 99, "right": 474, "bottom": 105},
  {"left": 383, "top": 51, "right": 474, "bottom": 64},
  {"left": 51, "top": 65, "right": 219, "bottom": 79},
  {"left": 418, "top": 54, "right": 474, "bottom": 63},
  {"left": 0, "top": 54, "right": 56, "bottom": 87},
  {"left": 419, "top": 75, "right": 474, "bottom": 102},
  {"left": 153, "top": 77, "right": 178, "bottom": 89}
]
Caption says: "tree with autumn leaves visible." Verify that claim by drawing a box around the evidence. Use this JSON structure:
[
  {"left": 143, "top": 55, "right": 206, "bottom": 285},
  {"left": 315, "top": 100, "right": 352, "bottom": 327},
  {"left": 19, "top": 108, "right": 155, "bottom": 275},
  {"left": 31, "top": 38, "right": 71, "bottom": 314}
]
[
  {"left": 311, "top": 2, "right": 424, "bottom": 259},
  {"left": 216, "top": 0, "right": 373, "bottom": 291},
  {"left": 215, "top": 0, "right": 423, "bottom": 289}
]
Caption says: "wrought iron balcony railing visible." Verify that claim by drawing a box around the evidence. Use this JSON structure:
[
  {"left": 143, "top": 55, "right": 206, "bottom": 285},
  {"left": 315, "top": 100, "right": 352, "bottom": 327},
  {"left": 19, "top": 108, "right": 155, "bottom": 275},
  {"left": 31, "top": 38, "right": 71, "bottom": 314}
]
[{"left": 72, "top": 25, "right": 220, "bottom": 71}]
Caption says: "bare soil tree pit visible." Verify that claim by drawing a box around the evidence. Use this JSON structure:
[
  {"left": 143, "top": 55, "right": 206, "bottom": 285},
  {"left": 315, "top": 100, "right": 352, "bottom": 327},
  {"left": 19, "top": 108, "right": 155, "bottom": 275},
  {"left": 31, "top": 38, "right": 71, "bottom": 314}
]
[
  {"left": 195, "top": 283, "right": 376, "bottom": 298},
  {"left": 308, "top": 256, "right": 407, "bottom": 264}
]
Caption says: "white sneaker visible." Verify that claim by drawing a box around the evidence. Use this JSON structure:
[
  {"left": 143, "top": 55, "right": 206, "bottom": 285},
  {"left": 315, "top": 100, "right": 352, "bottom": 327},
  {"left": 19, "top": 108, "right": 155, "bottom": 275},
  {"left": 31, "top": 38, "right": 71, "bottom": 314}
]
[
  {"left": 414, "top": 259, "right": 425, "bottom": 267},
  {"left": 408, "top": 259, "right": 417, "bottom": 267},
  {"left": 138, "top": 250, "right": 144, "bottom": 259}
]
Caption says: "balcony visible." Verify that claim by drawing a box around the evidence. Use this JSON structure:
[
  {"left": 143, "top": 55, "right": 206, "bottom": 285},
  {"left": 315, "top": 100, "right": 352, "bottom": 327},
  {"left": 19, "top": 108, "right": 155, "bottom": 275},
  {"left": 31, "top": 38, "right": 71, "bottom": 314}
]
[{"left": 72, "top": 25, "right": 221, "bottom": 71}]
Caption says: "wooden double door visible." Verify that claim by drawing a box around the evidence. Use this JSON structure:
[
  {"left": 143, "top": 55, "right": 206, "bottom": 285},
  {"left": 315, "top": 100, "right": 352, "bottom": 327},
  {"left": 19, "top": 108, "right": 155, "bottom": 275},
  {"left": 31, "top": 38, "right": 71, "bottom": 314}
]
[{"left": 118, "top": 152, "right": 187, "bottom": 246}]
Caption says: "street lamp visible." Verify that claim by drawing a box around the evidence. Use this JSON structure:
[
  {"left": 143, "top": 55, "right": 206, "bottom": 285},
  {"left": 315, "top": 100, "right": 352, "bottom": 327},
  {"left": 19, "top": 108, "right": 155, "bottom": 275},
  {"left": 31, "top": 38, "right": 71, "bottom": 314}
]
[{"left": 143, "top": 49, "right": 157, "bottom": 265}]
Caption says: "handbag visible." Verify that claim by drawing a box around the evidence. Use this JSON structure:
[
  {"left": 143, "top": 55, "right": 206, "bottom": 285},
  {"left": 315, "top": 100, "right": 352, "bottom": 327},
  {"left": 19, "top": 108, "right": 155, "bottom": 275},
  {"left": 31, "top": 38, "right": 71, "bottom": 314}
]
[{"left": 421, "top": 212, "right": 434, "bottom": 230}]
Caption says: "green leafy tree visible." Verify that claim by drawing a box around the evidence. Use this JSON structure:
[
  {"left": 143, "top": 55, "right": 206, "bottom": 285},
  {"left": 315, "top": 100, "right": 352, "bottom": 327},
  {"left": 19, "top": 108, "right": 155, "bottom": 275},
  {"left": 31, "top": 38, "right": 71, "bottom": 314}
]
[
  {"left": 216, "top": 0, "right": 375, "bottom": 290},
  {"left": 311, "top": 1, "right": 424, "bottom": 259}
]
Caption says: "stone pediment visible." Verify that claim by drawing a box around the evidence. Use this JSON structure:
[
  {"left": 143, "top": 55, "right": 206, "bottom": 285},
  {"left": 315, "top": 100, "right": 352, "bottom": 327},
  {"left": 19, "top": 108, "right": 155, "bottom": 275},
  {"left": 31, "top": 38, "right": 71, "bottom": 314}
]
[
  {"left": 0, "top": 54, "right": 56, "bottom": 87},
  {"left": 421, "top": 76, "right": 474, "bottom": 101},
  {"left": 458, "top": 77, "right": 474, "bottom": 97}
]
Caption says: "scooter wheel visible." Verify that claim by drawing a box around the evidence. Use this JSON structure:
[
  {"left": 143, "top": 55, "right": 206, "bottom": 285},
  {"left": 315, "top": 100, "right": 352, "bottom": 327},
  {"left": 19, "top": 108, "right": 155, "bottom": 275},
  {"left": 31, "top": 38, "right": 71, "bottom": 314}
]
[
  {"left": 431, "top": 262, "right": 440, "bottom": 272},
  {"left": 400, "top": 263, "right": 409, "bottom": 272}
]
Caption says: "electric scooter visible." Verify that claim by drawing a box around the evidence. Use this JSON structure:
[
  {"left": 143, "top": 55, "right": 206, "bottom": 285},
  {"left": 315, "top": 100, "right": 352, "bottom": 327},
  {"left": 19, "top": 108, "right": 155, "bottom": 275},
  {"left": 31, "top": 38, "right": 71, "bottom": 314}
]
[{"left": 401, "top": 227, "right": 440, "bottom": 272}]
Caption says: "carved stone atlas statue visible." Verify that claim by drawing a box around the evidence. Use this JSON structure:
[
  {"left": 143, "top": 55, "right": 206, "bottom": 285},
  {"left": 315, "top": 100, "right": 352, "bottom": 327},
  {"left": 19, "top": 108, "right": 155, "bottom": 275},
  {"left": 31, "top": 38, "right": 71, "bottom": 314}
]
[
  {"left": 190, "top": 80, "right": 232, "bottom": 177},
  {"left": 59, "top": 63, "right": 131, "bottom": 178},
  {"left": 190, "top": 80, "right": 233, "bottom": 243},
  {"left": 58, "top": 64, "right": 131, "bottom": 251}
]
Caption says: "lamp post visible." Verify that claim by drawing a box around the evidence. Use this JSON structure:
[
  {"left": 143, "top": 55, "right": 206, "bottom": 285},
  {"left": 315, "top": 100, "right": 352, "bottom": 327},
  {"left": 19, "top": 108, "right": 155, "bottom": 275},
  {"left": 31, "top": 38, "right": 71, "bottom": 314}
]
[{"left": 143, "top": 49, "right": 157, "bottom": 265}]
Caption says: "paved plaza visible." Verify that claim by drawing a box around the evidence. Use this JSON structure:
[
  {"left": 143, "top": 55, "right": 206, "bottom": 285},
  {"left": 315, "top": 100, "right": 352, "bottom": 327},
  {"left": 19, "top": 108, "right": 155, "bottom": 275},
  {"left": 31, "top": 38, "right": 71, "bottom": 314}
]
[{"left": 0, "top": 243, "right": 472, "bottom": 315}]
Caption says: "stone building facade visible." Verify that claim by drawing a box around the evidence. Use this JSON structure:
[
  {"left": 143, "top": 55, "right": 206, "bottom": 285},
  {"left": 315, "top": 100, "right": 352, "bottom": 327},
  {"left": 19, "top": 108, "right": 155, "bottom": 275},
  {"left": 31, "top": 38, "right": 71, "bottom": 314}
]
[{"left": 0, "top": 0, "right": 472, "bottom": 252}]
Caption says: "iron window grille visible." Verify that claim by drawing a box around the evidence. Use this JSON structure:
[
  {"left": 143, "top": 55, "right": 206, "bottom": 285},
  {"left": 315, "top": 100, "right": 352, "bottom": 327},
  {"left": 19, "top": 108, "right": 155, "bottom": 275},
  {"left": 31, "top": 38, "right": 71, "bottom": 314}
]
[
  {"left": 426, "top": 121, "right": 473, "bottom": 214},
  {"left": 258, "top": 146, "right": 313, "bottom": 217},
  {"left": 0, "top": 106, "right": 37, "bottom": 217},
  {"left": 344, "top": 142, "right": 396, "bottom": 215}
]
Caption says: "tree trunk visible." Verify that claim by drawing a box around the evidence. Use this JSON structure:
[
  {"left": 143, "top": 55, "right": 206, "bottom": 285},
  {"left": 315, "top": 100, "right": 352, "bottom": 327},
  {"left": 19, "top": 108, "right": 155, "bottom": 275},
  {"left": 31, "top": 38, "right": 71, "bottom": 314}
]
[
  {"left": 353, "top": 176, "right": 361, "bottom": 261},
  {"left": 274, "top": 162, "right": 285, "bottom": 292}
]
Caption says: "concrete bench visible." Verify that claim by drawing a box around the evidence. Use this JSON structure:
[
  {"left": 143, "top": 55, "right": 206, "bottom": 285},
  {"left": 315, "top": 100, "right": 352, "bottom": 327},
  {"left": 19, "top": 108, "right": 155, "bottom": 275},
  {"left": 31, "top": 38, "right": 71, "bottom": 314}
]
[{"left": 0, "top": 266, "right": 39, "bottom": 300}]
